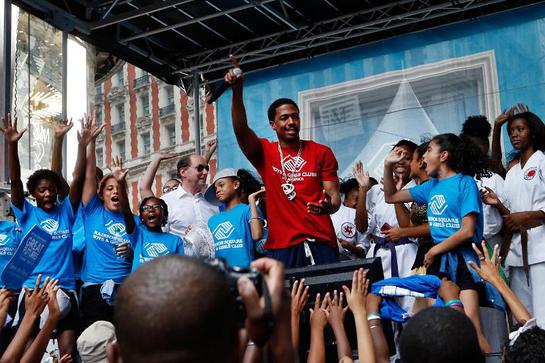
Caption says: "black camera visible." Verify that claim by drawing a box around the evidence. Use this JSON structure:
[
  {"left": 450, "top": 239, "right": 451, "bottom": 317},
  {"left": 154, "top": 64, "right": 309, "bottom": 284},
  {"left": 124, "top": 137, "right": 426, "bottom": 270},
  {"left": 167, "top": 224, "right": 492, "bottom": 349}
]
[{"left": 204, "top": 258, "right": 265, "bottom": 326}]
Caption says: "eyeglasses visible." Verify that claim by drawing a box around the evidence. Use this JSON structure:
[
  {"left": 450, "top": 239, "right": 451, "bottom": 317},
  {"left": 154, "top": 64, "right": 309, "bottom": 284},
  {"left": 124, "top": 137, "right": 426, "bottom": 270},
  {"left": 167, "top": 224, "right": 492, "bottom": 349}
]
[
  {"left": 142, "top": 204, "right": 163, "bottom": 212},
  {"left": 196, "top": 164, "right": 210, "bottom": 172},
  {"left": 162, "top": 184, "right": 179, "bottom": 193}
]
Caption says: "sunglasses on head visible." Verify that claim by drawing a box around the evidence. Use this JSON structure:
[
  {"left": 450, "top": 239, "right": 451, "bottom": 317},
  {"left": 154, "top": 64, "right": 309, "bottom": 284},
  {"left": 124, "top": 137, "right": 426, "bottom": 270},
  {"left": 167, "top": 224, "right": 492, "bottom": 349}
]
[
  {"left": 196, "top": 164, "right": 210, "bottom": 172},
  {"left": 162, "top": 184, "right": 179, "bottom": 193}
]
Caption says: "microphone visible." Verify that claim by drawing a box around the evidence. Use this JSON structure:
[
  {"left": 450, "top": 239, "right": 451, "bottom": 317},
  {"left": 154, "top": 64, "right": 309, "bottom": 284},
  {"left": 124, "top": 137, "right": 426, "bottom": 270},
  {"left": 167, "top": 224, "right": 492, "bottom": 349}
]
[{"left": 207, "top": 68, "right": 242, "bottom": 104}]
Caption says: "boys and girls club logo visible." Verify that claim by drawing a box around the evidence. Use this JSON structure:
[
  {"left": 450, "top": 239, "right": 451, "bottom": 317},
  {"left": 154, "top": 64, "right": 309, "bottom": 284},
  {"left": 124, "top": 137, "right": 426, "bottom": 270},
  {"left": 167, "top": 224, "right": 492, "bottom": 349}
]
[
  {"left": 40, "top": 219, "right": 59, "bottom": 234},
  {"left": 213, "top": 222, "right": 235, "bottom": 240},
  {"left": 430, "top": 195, "right": 448, "bottom": 215},
  {"left": 106, "top": 221, "right": 127, "bottom": 237}
]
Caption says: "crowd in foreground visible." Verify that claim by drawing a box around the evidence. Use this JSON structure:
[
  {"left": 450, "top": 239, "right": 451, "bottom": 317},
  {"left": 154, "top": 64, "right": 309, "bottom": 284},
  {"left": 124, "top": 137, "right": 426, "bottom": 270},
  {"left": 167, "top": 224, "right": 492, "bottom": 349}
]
[{"left": 0, "top": 55, "right": 543, "bottom": 362}]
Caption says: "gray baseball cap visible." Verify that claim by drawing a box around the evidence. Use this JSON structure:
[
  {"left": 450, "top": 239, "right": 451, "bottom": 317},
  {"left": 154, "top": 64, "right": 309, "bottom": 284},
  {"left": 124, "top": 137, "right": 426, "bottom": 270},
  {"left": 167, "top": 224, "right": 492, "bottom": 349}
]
[{"left": 204, "top": 168, "right": 239, "bottom": 205}]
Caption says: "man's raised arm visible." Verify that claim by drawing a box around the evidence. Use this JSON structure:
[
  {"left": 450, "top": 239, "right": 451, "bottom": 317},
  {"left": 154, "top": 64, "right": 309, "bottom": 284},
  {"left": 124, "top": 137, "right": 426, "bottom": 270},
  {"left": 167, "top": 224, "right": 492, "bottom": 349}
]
[{"left": 226, "top": 55, "right": 263, "bottom": 165}]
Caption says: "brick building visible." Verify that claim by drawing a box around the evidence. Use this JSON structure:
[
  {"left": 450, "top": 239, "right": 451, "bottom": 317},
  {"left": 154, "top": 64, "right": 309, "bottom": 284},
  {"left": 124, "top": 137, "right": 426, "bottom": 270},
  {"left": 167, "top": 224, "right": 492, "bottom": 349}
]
[{"left": 94, "top": 63, "right": 217, "bottom": 212}]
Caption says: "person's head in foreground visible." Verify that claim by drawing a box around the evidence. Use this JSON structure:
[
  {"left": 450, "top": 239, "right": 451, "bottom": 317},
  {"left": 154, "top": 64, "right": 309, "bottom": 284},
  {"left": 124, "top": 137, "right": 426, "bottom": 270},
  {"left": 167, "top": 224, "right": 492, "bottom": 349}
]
[
  {"left": 400, "top": 307, "right": 484, "bottom": 363},
  {"left": 78, "top": 320, "right": 116, "bottom": 363},
  {"left": 503, "top": 320, "right": 545, "bottom": 363},
  {"left": 108, "top": 255, "right": 239, "bottom": 363}
]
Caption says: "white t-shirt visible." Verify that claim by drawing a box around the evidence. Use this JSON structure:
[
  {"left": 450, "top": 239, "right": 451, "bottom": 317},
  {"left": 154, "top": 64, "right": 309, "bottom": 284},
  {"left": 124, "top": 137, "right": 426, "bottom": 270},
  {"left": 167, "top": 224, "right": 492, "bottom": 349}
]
[
  {"left": 475, "top": 173, "right": 505, "bottom": 240},
  {"left": 330, "top": 204, "right": 369, "bottom": 259},
  {"left": 504, "top": 151, "right": 545, "bottom": 267},
  {"left": 366, "top": 181, "right": 415, "bottom": 237}
]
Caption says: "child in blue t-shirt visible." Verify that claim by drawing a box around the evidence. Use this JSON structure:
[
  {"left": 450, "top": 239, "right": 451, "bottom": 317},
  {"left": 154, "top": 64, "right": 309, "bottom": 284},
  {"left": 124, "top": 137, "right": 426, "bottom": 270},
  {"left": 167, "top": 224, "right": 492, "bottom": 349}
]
[
  {"left": 131, "top": 196, "right": 184, "bottom": 271},
  {"left": 205, "top": 168, "right": 265, "bottom": 268},
  {"left": 80, "top": 131, "right": 135, "bottom": 328},
  {"left": 382, "top": 133, "right": 503, "bottom": 354}
]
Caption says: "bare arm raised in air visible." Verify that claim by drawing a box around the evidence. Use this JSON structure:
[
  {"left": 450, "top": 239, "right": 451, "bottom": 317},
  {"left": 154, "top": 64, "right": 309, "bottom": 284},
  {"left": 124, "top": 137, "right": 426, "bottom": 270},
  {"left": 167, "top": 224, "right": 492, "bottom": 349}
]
[
  {"left": 226, "top": 55, "right": 264, "bottom": 165},
  {"left": 343, "top": 269, "right": 375, "bottom": 363},
  {"left": 0, "top": 114, "right": 27, "bottom": 210},
  {"left": 139, "top": 151, "right": 178, "bottom": 199},
  {"left": 469, "top": 242, "right": 531, "bottom": 324},
  {"left": 354, "top": 161, "right": 371, "bottom": 233},
  {"left": 51, "top": 118, "right": 73, "bottom": 199}
]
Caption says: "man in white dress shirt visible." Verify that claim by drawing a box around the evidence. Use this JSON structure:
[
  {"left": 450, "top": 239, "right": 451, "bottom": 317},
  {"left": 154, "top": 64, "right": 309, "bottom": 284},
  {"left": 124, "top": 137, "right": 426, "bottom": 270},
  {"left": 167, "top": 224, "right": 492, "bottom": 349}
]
[{"left": 161, "top": 154, "right": 218, "bottom": 255}]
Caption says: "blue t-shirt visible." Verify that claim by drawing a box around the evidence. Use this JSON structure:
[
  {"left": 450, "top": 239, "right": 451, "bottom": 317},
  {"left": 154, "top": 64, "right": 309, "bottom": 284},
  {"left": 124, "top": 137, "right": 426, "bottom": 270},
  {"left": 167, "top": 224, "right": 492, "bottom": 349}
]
[
  {"left": 0, "top": 221, "right": 22, "bottom": 287},
  {"left": 11, "top": 199, "right": 76, "bottom": 289},
  {"left": 409, "top": 173, "right": 483, "bottom": 244},
  {"left": 81, "top": 194, "right": 136, "bottom": 284},
  {"left": 131, "top": 224, "right": 184, "bottom": 271},
  {"left": 208, "top": 203, "right": 260, "bottom": 268}
]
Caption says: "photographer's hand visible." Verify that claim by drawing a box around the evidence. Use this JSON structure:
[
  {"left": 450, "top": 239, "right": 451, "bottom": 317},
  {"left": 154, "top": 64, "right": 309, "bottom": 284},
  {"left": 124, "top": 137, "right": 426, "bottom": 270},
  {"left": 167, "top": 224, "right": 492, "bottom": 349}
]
[{"left": 237, "top": 258, "right": 295, "bottom": 363}]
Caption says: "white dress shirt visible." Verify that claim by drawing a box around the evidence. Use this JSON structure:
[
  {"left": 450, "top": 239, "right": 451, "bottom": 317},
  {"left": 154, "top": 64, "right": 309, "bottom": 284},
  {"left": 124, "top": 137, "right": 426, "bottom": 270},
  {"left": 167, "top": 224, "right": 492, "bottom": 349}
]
[{"left": 161, "top": 185, "right": 219, "bottom": 243}]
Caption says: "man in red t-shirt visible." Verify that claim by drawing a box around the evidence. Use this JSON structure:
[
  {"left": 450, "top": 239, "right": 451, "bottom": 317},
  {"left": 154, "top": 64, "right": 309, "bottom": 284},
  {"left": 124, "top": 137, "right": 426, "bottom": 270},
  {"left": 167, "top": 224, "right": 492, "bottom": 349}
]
[{"left": 225, "top": 55, "right": 341, "bottom": 268}]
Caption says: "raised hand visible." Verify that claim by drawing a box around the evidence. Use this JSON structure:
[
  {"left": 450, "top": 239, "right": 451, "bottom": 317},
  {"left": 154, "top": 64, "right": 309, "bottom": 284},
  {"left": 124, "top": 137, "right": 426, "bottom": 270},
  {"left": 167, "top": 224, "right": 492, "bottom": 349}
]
[
  {"left": 468, "top": 242, "right": 502, "bottom": 286},
  {"left": 324, "top": 290, "right": 348, "bottom": 329},
  {"left": 353, "top": 161, "right": 371, "bottom": 189},
  {"left": 513, "top": 103, "right": 529, "bottom": 115},
  {"left": 44, "top": 278, "right": 61, "bottom": 321},
  {"left": 342, "top": 268, "right": 369, "bottom": 317},
  {"left": 291, "top": 279, "right": 309, "bottom": 319},
  {"left": 384, "top": 147, "right": 406, "bottom": 167},
  {"left": 205, "top": 139, "right": 218, "bottom": 154},
  {"left": 495, "top": 107, "right": 515, "bottom": 126},
  {"left": 0, "top": 114, "right": 26, "bottom": 144},
  {"left": 24, "top": 274, "right": 50, "bottom": 318},
  {"left": 77, "top": 116, "right": 97, "bottom": 147},
  {"left": 224, "top": 54, "right": 243, "bottom": 89},
  {"left": 480, "top": 186, "right": 500, "bottom": 206},
  {"left": 248, "top": 187, "right": 266, "bottom": 204},
  {"left": 151, "top": 151, "right": 178, "bottom": 163},
  {"left": 54, "top": 118, "right": 74, "bottom": 139},
  {"left": 110, "top": 156, "right": 129, "bottom": 182},
  {"left": 310, "top": 292, "right": 329, "bottom": 330}
]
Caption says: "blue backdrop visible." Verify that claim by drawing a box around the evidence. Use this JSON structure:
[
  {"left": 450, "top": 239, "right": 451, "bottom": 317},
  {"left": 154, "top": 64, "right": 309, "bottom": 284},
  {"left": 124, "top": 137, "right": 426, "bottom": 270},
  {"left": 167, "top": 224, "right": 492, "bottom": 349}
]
[{"left": 217, "top": 3, "right": 545, "bottom": 177}]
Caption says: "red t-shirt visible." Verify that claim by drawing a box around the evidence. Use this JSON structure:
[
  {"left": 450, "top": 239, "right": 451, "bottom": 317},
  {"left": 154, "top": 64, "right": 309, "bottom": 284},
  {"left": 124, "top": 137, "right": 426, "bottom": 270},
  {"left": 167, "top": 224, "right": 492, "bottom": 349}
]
[{"left": 251, "top": 138, "right": 338, "bottom": 249}]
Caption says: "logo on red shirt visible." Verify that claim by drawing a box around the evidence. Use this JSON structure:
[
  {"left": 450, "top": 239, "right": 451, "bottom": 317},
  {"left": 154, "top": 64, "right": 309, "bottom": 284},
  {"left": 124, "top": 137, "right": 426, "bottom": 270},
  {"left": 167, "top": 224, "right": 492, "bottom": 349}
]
[
  {"left": 524, "top": 167, "right": 537, "bottom": 180},
  {"left": 281, "top": 155, "right": 307, "bottom": 173}
]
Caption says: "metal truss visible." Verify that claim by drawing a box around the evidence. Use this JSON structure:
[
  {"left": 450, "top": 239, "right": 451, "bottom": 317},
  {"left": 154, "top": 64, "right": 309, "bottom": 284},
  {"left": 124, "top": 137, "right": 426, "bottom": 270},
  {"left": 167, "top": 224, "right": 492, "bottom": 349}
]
[
  {"left": 13, "top": 0, "right": 545, "bottom": 86},
  {"left": 173, "top": 0, "right": 514, "bottom": 79}
]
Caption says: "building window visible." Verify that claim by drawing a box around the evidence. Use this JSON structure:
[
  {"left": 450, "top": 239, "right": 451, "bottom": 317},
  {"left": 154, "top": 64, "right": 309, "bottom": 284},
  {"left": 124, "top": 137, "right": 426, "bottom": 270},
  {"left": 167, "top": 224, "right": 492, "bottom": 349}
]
[
  {"left": 96, "top": 85, "right": 102, "bottom": 95},
  {"left": 140, "top": 93, "right": 150, "bottom": 116},
  {"left": 141, "top": 132, "right": 151, "bottom": 155},
  {"left": 117, "top": 70, "right": 125, "bottom": 86},
  {"left": 167, "top": 124, "right": 176, "bottom": 146},
  {"left": 117, "top": 141, "right": 126, "bottom": 161},
  {"left": 96, "top": 108, "right": 103, "bottom": 125},
  {"left": 96, "top": 148, "right": 103, "bottom": 167},
  {"left": 166, "top": 86, "right": 174, "bottom": 105},
  {"left": 116, "top": 103, "right": 125, "bottom": 124}
]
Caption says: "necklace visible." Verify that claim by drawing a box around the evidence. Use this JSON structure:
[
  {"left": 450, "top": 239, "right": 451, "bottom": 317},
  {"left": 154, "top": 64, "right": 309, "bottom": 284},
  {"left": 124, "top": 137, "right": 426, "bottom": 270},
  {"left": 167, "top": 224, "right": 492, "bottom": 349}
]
[{"left": 277, "top": 141, "right": 303, "bottom": 201}]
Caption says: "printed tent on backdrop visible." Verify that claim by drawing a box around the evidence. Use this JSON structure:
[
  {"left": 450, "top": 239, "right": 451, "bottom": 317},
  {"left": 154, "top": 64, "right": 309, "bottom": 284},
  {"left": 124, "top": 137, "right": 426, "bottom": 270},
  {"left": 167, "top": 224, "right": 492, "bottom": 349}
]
[{"left": 341, "top": 78, "right": 438, "bottom": 179}]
